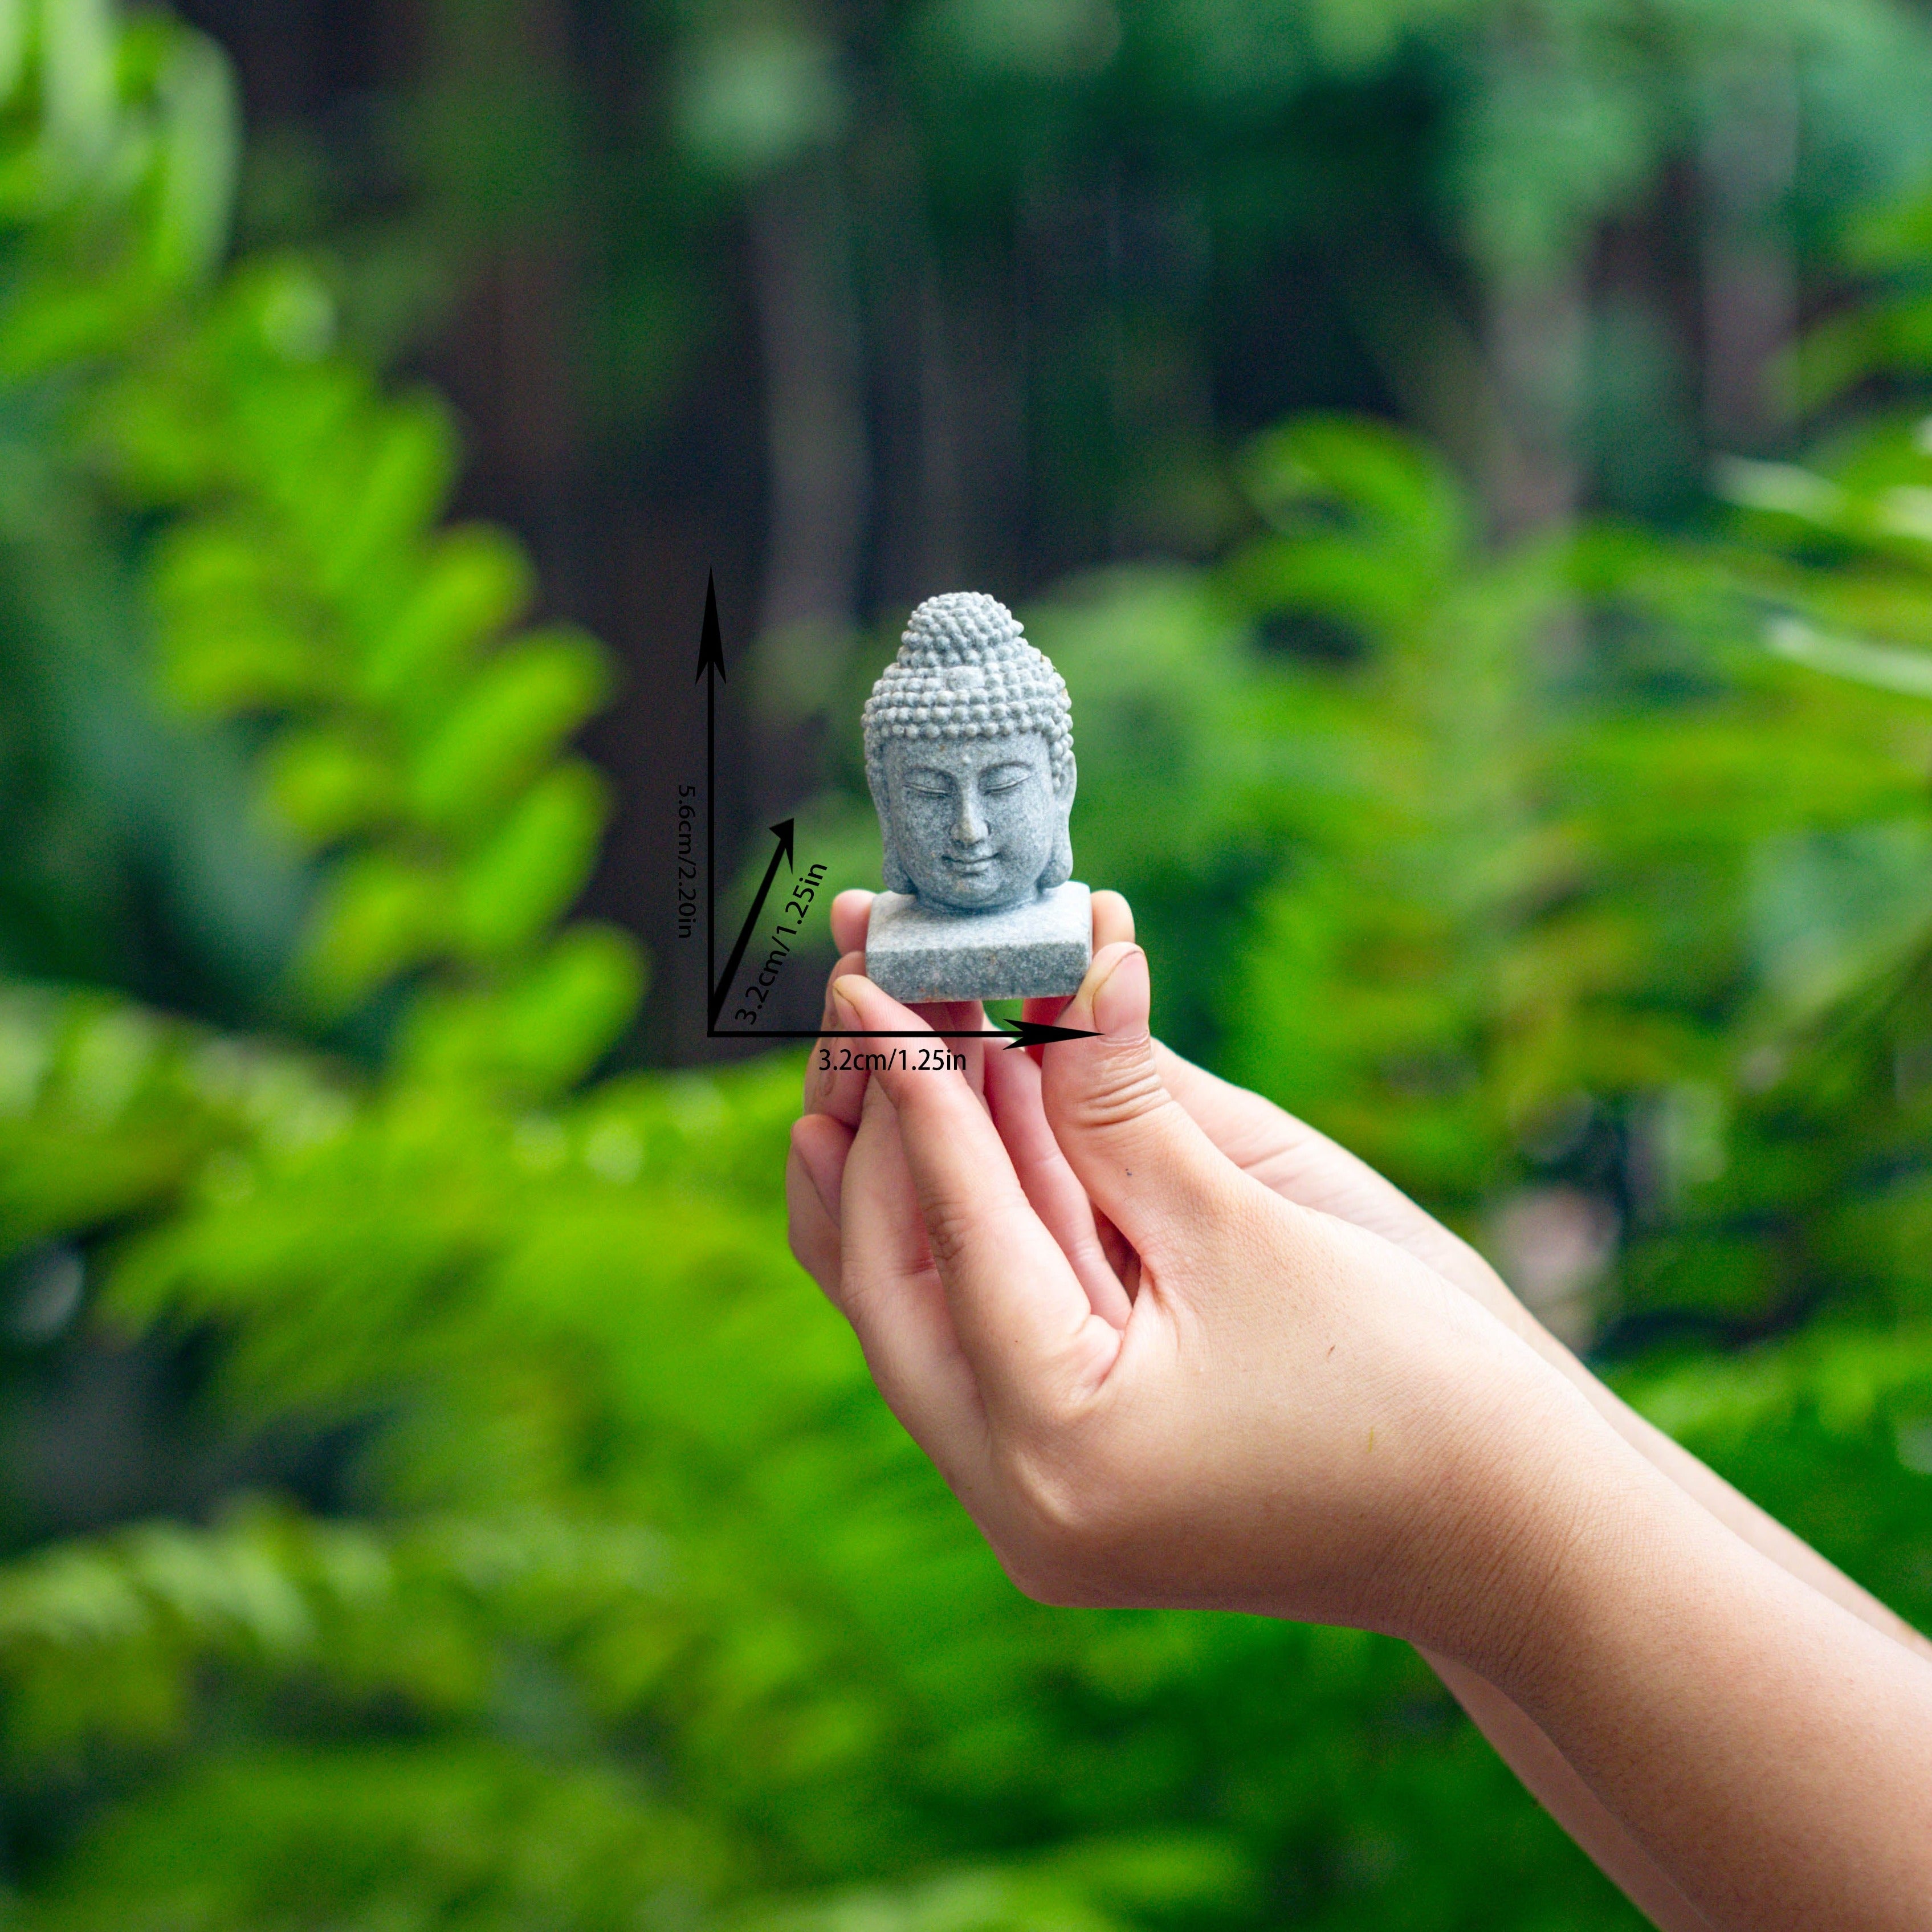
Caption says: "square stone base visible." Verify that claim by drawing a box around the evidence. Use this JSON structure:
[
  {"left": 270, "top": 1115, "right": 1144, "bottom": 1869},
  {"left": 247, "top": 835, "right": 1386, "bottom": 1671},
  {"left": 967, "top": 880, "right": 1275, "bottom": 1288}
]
[{"left": 866, "top": 883, "right": 1092, "bottom": 1003}]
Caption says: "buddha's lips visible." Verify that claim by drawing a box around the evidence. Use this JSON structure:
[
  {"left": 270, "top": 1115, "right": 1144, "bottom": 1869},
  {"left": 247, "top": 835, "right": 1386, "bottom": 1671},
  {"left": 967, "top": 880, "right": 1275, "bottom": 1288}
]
[{"left": 943, "top": 852, "right": 999, "bottom": 870}]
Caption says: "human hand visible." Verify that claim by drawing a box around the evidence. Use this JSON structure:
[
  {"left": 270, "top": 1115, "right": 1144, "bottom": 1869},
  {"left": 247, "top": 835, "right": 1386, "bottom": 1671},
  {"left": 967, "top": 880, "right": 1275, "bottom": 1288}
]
[
  {"left": 801, "top": 939, "right": 1604, "bottom": 1656},
  {"left": 787, "top": 887, "right": 1138, "bottom": 1306},
  {"left": 786, "top": 899, "right": 1932, "bottom": 1932},
  {"left": 790, "top": 889, "right": 1532, "bottom": 1341},
  {"left": 1140, "top": 1042, "right": 1551, "bottom": 1342}
]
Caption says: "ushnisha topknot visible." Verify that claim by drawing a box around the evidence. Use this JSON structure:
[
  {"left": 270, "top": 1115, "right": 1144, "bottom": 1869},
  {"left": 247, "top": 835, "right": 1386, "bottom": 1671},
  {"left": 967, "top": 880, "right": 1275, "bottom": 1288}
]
[{"left": 861, "top": 592, "right": 1074, "bottom": 805}]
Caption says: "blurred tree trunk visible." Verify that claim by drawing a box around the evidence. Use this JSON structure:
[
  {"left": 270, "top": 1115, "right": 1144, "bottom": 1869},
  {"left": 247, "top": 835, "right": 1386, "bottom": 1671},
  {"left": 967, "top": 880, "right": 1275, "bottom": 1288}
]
[
  {"left": 748, "top": 162, "right": 869, "bottom": 649},
  {"left": 1474, "top": 13, "right": 1585, "bottom": 540},
  {"left": 1333, "top": 229, "right": 1498, "bottom": 497},
  {"left": 1700, "top": 45, "right": 1798, "bottom": 453},
  {"left": 915, "top": 258, "right": 967, "bottom": 593},
  {"left": 418, "top": 0, "right": 587, "bottom": 602},
  {"left": 1483, "top": 266, "right": 1585, "bottom": 537},
  {"left": 740, "top": 154, "right": 870, "bottom": 936},
  {"left": 869, "top": 209, "right": 971, "bottom": 608},
  {"left": 175, "top": 0, "right": 403, "bottom": 119}
]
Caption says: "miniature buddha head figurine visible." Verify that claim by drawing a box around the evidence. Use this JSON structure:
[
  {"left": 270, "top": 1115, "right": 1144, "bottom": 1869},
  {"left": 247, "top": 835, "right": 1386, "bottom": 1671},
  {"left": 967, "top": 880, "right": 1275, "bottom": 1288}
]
[{"left": 862, "top": 592, "right": 1075, "bottom": 914}]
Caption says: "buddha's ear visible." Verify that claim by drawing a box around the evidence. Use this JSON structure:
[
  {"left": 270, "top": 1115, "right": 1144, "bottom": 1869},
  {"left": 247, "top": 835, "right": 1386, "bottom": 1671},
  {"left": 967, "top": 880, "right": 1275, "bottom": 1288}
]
[
  {"left": 881, "top": 830, "right": 914, "bottom": 895},
  {"left": 1040, "top": 750, "right": 1075, "bottom": 889},
  {"left": 1039, "top": 819, "right": 1073, "bottom": 891},
  {"left": 867, "top": 749, "right": 915, "bottom": 894}
]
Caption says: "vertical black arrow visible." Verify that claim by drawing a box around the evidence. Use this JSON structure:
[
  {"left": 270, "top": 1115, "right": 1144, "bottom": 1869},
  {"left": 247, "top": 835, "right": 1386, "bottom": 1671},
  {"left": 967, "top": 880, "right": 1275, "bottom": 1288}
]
[
  {"left": 696, "top": 572, "right": 726, "bottom": 1009},
  {"left": 709, "top": 820, "right": 796, "bottom": 1030}
]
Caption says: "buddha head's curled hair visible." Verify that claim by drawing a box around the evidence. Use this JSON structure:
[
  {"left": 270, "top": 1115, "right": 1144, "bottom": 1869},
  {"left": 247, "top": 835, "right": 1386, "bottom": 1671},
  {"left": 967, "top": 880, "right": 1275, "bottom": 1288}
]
[{"left": 863, "top": 592, "right": 1075, "bottom": 899}]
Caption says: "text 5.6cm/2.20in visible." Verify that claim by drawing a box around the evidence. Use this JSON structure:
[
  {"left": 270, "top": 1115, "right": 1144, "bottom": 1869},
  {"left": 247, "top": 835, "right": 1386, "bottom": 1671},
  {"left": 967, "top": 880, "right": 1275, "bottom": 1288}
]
[{"left": 676, "top": 784, "right": 698, "bottom": 938}]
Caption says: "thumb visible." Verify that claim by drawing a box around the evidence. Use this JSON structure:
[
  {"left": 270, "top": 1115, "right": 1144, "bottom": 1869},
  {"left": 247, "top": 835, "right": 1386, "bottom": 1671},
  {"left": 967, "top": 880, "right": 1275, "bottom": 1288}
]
[{"left": 1042, "top": 943, "right": 1246, "bottom": 1254}]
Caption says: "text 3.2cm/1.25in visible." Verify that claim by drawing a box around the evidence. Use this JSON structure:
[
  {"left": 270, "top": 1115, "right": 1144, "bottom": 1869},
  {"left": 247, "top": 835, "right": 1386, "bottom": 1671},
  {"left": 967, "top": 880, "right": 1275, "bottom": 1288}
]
[
  {"left": 732, "top": 862, "right": 827, "bottom": 1026},
  {"left": 814, "top": 1045, "right": 968, "bottom": 1073}
]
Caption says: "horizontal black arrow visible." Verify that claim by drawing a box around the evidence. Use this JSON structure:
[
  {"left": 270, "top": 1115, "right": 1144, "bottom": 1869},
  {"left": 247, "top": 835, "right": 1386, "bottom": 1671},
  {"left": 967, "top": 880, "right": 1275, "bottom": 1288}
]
[
  {"left": 710, "top": 1020, "right": 1098, "bottom": 1050},
  {"left": 998, "top": 1021, "right": 1098, "bottom": 1047}
]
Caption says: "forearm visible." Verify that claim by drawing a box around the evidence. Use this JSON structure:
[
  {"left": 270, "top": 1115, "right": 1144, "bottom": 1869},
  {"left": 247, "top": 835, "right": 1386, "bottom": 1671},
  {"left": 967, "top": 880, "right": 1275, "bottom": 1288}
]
[
  {"left": 1558, "top": 1361, "right": 1932, "bottom": 1664},
  {"left": 1151, "top": 1046, "right": 1932, "bottom": 1664},
  {"left": 1452, "top": 1434, "right": 1932, "bottom": 1931},
  {"left": 1159, "top": 1048, "right": 1931, "bottom": 1921},
  {"left": 1420, "top": 1650, "right": 1714, "bottom": 1931},
  {"left": 1487, "top": 1275, "right": 1932, "bottom": 1664}
]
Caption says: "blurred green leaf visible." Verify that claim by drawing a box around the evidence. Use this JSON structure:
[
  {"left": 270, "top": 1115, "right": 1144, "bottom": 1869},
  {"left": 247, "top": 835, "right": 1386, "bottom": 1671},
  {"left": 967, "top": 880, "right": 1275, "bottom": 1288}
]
[{"left": 409, "top": 627, "right": 610, "bottom": 834}]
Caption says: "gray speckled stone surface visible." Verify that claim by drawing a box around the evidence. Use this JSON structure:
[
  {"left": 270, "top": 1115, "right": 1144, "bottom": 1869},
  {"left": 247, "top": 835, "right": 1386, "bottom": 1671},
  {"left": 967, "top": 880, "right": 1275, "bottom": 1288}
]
[
  {"left": 862, "top": 591, "right": 1091, "bottom": 1002},
  {"left": 867, "top": 882, "right": 1091, "bottom": 1002}
]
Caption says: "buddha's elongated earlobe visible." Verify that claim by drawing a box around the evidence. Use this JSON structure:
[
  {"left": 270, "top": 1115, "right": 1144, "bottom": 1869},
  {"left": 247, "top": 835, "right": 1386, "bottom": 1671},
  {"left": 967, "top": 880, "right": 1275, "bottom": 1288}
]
[
  {"left": 1039, "top": 749, "right": 1075, "bottom": 890},
  {"left": 1039, "top": 820, "right": 1073, "bottom": 892},
  {"left": 868, "top": 757, "right": 916, "bottom": 894}
]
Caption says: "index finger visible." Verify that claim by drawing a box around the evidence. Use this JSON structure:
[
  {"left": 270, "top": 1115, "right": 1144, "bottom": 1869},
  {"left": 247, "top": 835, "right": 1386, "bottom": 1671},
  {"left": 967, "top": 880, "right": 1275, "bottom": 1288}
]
[
  {"left": 830, "top": 890, "right": 873, "bottom": 957},
  {"left": 804, "top": 949, "right": 871, "bottom": 1126},
  {"left": 833, "top": 973, "right": 1122, "bottom": 1423}
]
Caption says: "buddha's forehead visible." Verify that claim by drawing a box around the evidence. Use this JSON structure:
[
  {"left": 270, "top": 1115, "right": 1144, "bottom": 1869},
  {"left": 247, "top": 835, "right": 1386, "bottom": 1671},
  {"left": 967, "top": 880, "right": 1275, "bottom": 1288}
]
[{"left": 888, "top": 732, "right": 1049, "bottom": 780}]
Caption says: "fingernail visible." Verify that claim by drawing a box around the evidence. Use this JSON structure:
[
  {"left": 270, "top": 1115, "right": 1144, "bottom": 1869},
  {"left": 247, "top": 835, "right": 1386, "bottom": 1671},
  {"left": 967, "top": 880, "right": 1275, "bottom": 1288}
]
[
  {"left": 820, "top": 954, "right": 857, "bottom": 1027},
  {"left": 832, "top": 977, "right": 863, "bottom": 1024},
  {"left": 1092, "top": 946, "right": 1148, "bottom": 1037}
]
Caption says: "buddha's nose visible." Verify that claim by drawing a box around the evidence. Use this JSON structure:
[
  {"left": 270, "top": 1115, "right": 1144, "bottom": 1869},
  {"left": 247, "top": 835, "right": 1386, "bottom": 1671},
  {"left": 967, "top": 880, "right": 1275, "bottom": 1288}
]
[{"left": 952, "top": 788, "right": 988, "bottom": 846}]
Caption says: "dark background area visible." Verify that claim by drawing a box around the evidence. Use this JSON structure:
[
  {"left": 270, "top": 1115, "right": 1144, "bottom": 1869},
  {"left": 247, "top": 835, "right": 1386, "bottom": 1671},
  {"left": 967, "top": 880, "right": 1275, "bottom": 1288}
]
[{"left": 178, "top": 0, "right": 1828, "bottom": 1063}]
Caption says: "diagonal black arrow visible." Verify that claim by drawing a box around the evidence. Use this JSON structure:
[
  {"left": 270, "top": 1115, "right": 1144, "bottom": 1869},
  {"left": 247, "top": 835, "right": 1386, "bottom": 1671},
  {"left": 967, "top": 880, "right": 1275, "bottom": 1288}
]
[
  {"left": 708, "top": 819, "right": 796, "bottom": 1028},
  {"left": 696, "top": 572, "right": 726, "bottom": 1008}
]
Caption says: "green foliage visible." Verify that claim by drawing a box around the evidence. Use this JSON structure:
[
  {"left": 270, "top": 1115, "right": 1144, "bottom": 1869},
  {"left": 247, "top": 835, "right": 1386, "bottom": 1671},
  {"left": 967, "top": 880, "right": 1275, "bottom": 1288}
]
[
  {"left": 0, "top": 976, "right": 1646, "bottom": 1926},
  {"left": 1214, "top": 418, "right": 1927, "bottom": 1219},
  {"left": 0, "top": 3, "right": 1929, "bottom": 1930},
  {"left": 0, "top": 0, "right": 639, "bottom": 1084},
  {"left": 94, "top": 263, "right": 641, "bottom": 1085},
  {"left": 0, "top": 0, "right": 238, "bottom": 368},
  {"left": 0, "top": 1, "right": 303, "bottom": 1017},
  {"left": 1796, "top": 182, "right": 1932, "bottom": 404}
]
